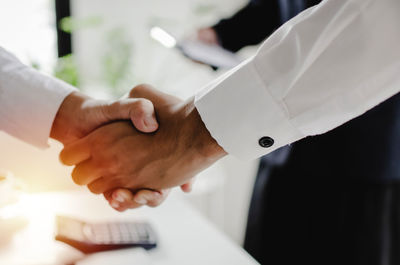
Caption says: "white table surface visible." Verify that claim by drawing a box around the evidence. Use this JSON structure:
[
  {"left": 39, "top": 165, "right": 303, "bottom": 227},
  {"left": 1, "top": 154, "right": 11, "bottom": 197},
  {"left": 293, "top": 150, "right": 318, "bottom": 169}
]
[{"left": 0, "top": 191, "right": 259, "bottom": 265}]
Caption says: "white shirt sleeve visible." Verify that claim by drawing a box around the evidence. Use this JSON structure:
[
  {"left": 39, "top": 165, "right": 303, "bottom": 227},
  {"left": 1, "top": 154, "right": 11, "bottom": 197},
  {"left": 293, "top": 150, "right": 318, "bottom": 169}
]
[
  {"left": 0, "top": 47, "right": 76, "bottom": 148},
  {"left": 195, "top": 0, "right": 400, "bottom": 160}
]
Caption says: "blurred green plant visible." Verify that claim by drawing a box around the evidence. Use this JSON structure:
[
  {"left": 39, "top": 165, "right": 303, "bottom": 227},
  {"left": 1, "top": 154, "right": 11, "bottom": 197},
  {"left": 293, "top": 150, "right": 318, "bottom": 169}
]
[
  {"left": 60, "top": 16, "right": 103, "bottom": 33},
  {"left": 30, "top": 60, "right": 41, "bottom": 70},
  {"left": 102, "top": 28, "right": 133, "bottom": 97},
  {"left": 53, "top": 16, "right": 134, "bottom": 97},
  {"left": 54, "top": 54, "right": 79, "bottom": 87},
  {"left": 192, "top": 4, "right": 217, "bottom": 16},
  {"left": 54, "top": 16, "right": 103, "bottom": 88},
  {"left": 54, "top": 16, "right": 103, "bottom": 89}
]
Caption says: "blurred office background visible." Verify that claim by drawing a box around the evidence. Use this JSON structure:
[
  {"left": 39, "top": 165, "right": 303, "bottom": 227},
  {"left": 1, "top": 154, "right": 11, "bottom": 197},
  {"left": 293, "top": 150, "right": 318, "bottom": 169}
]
[{"left": 0, "top": 0, "right": 260, "bottom": 244}]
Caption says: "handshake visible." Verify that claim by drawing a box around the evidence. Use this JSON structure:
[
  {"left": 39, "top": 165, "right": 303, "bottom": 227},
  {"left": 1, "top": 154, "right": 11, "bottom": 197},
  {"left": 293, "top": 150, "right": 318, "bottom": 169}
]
[{"left": 51, "top": 84, "right": 227, "bottom": 211}]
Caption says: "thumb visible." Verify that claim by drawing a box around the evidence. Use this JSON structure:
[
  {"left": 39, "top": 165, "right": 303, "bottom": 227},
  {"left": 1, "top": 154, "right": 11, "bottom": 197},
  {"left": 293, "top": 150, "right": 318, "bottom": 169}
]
[
  {"left": 127, "top": 98, "right": 159, "bottom": 133},
  {"left": 129, "top": 84, "right": 181, "bottom": 108},
  {"left": 104, "top": 98, "right": 159, "bottom": 133}
]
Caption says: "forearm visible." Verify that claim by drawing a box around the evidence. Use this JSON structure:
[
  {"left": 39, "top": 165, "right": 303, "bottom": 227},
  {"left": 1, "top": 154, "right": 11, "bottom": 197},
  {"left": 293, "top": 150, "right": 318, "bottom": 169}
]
[
  {"left": 0, "top": 47, "right": 75, "bottom": 147},
  {"left": 196, "top": 0, "right": 400, "bottom": 159}
]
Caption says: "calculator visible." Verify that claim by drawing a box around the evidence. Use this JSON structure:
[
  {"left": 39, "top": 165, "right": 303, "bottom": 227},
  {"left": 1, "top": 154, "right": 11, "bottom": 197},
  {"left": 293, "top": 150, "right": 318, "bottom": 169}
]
[{"left": 55, "top": 216, "right": 157, "bottom": 254}]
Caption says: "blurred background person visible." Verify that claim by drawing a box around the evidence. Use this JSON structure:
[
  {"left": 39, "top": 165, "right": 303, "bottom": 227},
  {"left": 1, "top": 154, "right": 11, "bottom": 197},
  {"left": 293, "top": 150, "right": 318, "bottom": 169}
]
[{"left": 195, "top": 1, "right": 400, "bottom": 264}]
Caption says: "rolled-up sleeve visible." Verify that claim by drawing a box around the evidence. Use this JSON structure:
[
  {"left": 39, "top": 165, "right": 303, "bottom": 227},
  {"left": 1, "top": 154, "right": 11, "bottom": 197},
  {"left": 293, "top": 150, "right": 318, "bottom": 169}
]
[
  {"left": 195, "top": 0, "right": 400, "bottom": 159},
  {"left": 0, "top": 47, "right": 76, "bottom": 148}
]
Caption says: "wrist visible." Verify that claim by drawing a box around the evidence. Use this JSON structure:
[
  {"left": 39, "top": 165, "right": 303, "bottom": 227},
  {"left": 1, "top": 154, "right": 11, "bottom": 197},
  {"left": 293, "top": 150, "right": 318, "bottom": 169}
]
[
  {"left": 50, "top": 91, "right": 92, "bottom": 144},
  {"left": 181, "top": 98, "right": 227, "bottom": 162}
]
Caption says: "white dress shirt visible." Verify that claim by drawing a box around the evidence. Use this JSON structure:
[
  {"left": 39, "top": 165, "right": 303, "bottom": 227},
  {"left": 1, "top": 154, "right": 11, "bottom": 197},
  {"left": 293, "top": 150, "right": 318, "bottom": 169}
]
[
  {"left": 0, "top": 47, "right": 75, "bottom": 148},
  {"left": 195, "top": 0, "right": 400, "bottom": 159}
]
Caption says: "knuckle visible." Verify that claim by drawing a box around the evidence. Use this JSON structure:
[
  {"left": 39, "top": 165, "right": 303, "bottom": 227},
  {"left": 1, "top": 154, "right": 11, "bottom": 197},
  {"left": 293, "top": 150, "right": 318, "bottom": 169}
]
[
  {"left": 59, "top": 151, "right": 71, "bottom": 166},
  {"left": 147, "top": 196, "right": 164, "bottom": 207},
  {"left": 132, "top": 101, "right": 147, "bottom": 117},
  {"left": 147, "top": 200, "right": 161, "bottom": 208},
  {"left": 87, "top": 183, "right": 103, "bottom": 194},
  {"left": 129, "top": 84, "right": 153, "bottom": 98},
  {"left": 160, "top": 189, "right": 170, "bottom": 196},
  {"left": 118, "top": 201, "right": 131, "bottom": 209},
  {"left": 129, "top": 86, "right": 142, "bottom": 98},
  {"left": 108, "top": 161, "right": 121, "bottom": 175},
  {"left": 91, "top": 152, "right": 108, "bottom": 168},
  {"left": 103, "top": 190, "right": 113, "bottom": 201},
  {"left": 132, "top": 99, "right": 153, "bottom": 116},
  {"left": 71, "top": 168, "right": 84, "bottom": 185}
]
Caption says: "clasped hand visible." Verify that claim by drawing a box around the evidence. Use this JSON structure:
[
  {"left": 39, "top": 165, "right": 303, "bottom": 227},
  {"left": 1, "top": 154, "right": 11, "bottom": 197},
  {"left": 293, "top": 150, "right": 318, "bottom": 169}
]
[{"left": 56, "top": 85, "right": 226, "bottom": 211}]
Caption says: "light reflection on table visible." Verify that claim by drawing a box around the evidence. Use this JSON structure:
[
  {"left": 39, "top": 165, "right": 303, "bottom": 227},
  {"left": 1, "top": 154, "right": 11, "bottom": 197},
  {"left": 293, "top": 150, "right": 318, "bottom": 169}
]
[{"left": 0, "top": 191, "right": 259, "bottom": 265}]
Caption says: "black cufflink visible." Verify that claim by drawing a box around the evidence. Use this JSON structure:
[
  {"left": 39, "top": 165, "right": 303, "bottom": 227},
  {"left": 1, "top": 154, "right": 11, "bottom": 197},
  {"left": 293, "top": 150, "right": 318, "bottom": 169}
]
[{"left": 259, "top": 137, "right": 274, "bottom": 148}]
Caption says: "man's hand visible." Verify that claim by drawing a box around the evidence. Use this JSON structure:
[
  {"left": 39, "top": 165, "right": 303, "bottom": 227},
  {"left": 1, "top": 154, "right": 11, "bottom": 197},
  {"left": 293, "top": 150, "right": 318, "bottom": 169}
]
[
  {"left": 197, "top": 28, "right": 219, "bottom": 46},
  {"left": 105, "top": 177, "right": 195, "bottom": 212},
  {"left": 52, "top": 90, "right": 195, "bottom": 211},
  {"left": 50, "top": 91, "right": 158, "bottom": 145},
  {"left": 105, "top": 188, "right": 171, "bottom": 212},
  {"left": 51, "top": 91, "right": 171, "bottom": 210},
  {"left": 59, "top": 85, "right": 227, "bottom": 196}
]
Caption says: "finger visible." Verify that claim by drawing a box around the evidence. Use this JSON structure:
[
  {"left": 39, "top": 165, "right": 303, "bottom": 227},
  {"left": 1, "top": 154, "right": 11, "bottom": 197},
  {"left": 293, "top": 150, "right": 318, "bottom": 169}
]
[
  {"left": 128, "top": 99, "right": 159, "bottom": 133},
  {"left": 109, "top": 189, "right": 144, "bottom": 211},
  {"left": 197, "top": 28, "right": 218, "bottom": 45},
  {"left": 104, "top": 190, "right": 128, "bottom": 212},
  {"left": 104, "top": 189, "right": 125, "bottom": 210},
  {"left": 128, "top": 84, "right": 181, "bottom": 107},
  {"left": 107, "top": 188, "right": 171, "bottom": 211},
  {"left": 111, "top": 188, "right": 134, "bottom": 203},
  {"left": 180, "top": 178, "right": 196, "bottom": 193},
  {"left": 108, "top": 200, "right": 126, "bottom": 212},
  {"left": 133, "top": 189, "right": 170, "bottom": 208},
  {"left": 103, "top": 190, "right": 114, "bottom": 201},
  {"left": 109, "top": 199, "right": 132, "bottom": 212},
  {"left": 60, "top": 139, "right": 91, "bottom": 166},
  {"left": 113, "top": 205, "right": 129, "bottom": 212},
  {"left": 87, "top": 177, "right": 116, "bottom": 195},
  {"left": 71, "top": 159, "right": 102, "bottom": 185},
  {"left": 104, "top": 98, "right": 159, "bottom": 133}
]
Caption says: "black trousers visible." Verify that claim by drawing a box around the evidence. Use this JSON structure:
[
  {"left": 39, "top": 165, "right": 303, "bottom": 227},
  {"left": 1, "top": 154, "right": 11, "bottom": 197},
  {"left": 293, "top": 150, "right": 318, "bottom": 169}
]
[{"left": 244, "top": 167, "right": 400, "bottom": 265}]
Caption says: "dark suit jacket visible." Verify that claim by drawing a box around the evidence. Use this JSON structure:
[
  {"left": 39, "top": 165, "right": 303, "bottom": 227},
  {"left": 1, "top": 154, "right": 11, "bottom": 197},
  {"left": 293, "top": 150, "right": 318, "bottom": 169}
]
[
  {"left": 212, "top": 0, "right": 400, "bottom": 264},
  {"left": 213, "top": 0, "right": 321, "bottom": 52}
]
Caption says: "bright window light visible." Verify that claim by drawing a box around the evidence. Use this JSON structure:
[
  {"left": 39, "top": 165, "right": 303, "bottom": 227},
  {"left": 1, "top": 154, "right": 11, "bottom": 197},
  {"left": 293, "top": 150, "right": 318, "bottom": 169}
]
[{"left": 150, "top": 27, "right": 177, "bottom": 48}]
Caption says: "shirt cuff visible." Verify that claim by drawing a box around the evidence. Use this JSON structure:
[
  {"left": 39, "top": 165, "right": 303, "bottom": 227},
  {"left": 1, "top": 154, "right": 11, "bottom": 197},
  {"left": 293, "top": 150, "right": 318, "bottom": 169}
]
[
  {"left": 195, "top": 58, "right": 304, "bottom": 160},
  {"left": 0, "top": 62, "right": 76, "bottom": 148}
]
